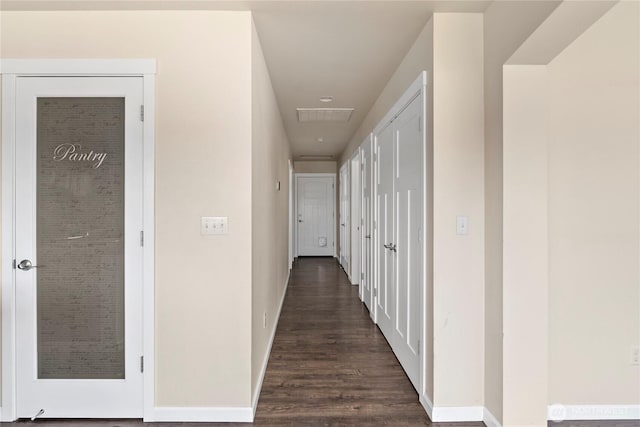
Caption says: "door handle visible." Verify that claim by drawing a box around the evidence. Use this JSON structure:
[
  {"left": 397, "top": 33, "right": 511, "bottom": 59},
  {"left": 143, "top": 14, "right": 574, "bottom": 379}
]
[
  {"left": 17, "top": 259, "right": 41, "bottom": 271},
  {"left": 383, "top": 243, "right": 392, "bottom": 250},
  {"left": 298, "top": 219, "right": 303, "bottom": 222},
  {"left": 365, "top": 235, "right": 371, "bottom": 239}
]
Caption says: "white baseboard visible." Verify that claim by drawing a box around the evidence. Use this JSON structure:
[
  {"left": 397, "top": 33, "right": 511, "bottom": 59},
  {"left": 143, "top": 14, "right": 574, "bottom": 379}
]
[
  {"left": 432, "top": 405, "right": 484, "bottom": 422},
  {"left": 251, "top": 271, "right": 290, "bottom": 416},
  {"left": 149, "top": 406, "right": 253, "bottom": 422},
  {"left": 419, "top": 393, "right": 483, "bottom": 423},
  {"left": 548, "top": 404, "right": 640, "bottom": 421},
  {"left": 419, "top": 393, "right": 434, "bottom": 420},
  {"left": 483, "top": 407, "right": 503, "bottom": 427}
]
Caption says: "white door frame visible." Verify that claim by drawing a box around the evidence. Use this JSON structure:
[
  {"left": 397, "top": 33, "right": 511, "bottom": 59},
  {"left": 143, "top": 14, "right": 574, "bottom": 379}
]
[
  {"left": 288, "top": 160, "right": 294, "bottom": 269},
  {"left": 294, "top": 173, "right": 336, "bottom": 258},
  {"left": 0, "top": 59, "right": 156, "bottom": 422}
]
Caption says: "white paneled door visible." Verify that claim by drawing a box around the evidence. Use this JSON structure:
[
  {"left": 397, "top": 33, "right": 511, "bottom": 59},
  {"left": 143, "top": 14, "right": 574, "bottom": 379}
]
[
  {"left": 296, "top": 175, "right": 335, "bottom": 256},
  {"left": 375, "top": 122, "right": 395, "bottom": 340},
  {"left": 372, "top": 76, "right": 425, "bottom": 393},
  {"left": 360, "top": 136, "right": 374, "bottom": 315},
  {"left": 15, "top": 77, "right": 144, "bottom": 418},
  {"left": 350, "top": 152, "right": 361, "bottom": 285},
  {"left": 339, "top": 164, "right": 350, "bottom": 272},
  {"left": 392, "top": 94, "right": 423, "bottom": 391}
]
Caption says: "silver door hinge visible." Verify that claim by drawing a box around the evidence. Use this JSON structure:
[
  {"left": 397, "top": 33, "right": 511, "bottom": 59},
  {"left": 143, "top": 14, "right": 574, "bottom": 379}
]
[
  {"left": 418, "top": 340, "right": 421, "bottom": 355},
  {"left": 12, "top": 259, "right": 16, "bottom": 269},
  {"left": 361, "top": 272, "right": 364, "bottom": 280},
  {"left": 140, "top": 231, "right": 144, "bottom": 247},
  {"left": 140, "top": 355, "right": 144, "bottom": 373},
  {"left": 418, "top": 116, "right": 421, "bottom": 132},
  {"left": 140, "top": 105, "right": 145, "bottom": 122},
  {"left": 374, "top": 288, "right": 378, "bottom": 297}
]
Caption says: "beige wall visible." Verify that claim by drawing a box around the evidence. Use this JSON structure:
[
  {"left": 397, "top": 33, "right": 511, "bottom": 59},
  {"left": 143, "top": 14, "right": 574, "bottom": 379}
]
[
  {"left": 503, "top": 64, "right": 549, "bottom": 426},
  {"left": 503, "top": 2, "right": 640, "bottom": 424},
  {"left": 340, "top": 19, "right": 433, "bottom": 166},
  {"left": 293, "top": 160, "right": 336, "bottom": 173},
  {"left": 482, "top": 2, "right": 560, "bottom": 422},
  {"left": 250, "top": 18, "right": 292, "bottom": 402},
  {"left": 547, "top": 1, "right": 640, "bottom": 406},
  {"left": 1, "top": 10, "right": 254, "bottom": 408},
  {"left": 432, "top": 13, "right": 485, "bottom": 408}
]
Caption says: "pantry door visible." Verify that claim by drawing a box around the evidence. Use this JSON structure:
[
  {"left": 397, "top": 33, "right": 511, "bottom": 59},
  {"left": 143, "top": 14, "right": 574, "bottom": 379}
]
[{"left": 14, "top": 76, "right": 144, "bottom": 418}]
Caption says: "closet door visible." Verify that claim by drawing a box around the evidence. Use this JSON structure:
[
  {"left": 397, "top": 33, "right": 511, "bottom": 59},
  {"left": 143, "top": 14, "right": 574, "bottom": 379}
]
[
  {"left": 374, "top": 123, "right": 395, "bottom": 340},
  {"left": 392, "top": 94, "right": 423, "bottom": 391},
  {"left": 339, "top": 164, "right": 350, "bottom": 271},
  {"left": 360, "top": 137, "right": 374, "bottom": 315}
]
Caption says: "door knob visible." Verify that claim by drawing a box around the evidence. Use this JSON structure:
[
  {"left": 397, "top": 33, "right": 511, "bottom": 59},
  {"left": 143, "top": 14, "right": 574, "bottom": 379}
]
[
  {"left": 298, "top": 219, "right": 303, "bottom": 222},
  {"left": 17, "top": 259, "right": 40, "bottom": 271}
]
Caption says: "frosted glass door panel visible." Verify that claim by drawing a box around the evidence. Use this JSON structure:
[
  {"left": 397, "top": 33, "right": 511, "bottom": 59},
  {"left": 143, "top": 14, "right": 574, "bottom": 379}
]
[{"left": 36, "top": 97, "right": 125, "bottom": 379}]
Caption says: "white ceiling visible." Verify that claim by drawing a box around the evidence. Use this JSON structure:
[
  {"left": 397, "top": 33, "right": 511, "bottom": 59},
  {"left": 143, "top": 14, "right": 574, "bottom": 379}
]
[{"left": 252, "top": 1, "right": 492, "bottom": 159}]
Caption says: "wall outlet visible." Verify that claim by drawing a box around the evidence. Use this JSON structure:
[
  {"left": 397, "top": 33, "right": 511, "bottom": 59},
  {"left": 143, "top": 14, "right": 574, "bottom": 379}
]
[
  {"left": 632, "top": 346, "right": 639, "bottom": 365},
  {"left": 263, "top": 312, "right": 267, "bottom": 329}
]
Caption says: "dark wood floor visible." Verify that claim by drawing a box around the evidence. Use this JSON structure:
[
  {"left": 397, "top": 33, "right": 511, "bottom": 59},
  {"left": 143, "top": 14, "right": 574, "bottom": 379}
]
[{"left": 4, "top": 257, "right": 638, "bottom": 427}]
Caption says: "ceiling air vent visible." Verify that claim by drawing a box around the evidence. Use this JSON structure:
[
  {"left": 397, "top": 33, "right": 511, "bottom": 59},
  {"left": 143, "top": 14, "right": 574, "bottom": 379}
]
[{"left": 297, "top": 108, "right": 354, "bottom": 123}]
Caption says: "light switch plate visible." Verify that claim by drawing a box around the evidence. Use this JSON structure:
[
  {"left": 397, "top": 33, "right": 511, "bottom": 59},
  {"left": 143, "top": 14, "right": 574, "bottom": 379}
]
[
  {"left": 201, "top": 217, "right": 228, "bottom": 235},
  {"left": 456, "top": 215, "right": 469, "bottom": 235}
]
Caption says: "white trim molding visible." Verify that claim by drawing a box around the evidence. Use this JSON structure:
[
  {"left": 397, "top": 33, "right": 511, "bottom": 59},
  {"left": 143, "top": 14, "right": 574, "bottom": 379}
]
[
  {"left": 0, "top": 59, "right": 156, "bottom": 75},
  {"left": 419, "top": 394, "right": 434, "bottom": 420},
  {"left": 548, "top": 404, "right": 640, "bottom": 422},
  {"left": 431, "top": 405, "right": 484, "bottom": 422},
  {"left": 419, "top": 393, "right": 484, "bottom": 423},
  {"left": 251, "top": 271, "right": 291, "bottom": 416},
  {"left": 483, "top": 407, "right": 503, "bottom": 427},
  {"left": 148, "top": 407, "right": 253, "bottom": 423},
  {"left": 1, "top": 58, "right": 156, "bottom": 422}
]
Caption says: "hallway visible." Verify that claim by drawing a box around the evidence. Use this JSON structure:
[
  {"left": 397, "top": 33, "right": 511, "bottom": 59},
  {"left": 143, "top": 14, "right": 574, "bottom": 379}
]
[{"left": 253, "top": 256, "right": 436, "bottom": 425}]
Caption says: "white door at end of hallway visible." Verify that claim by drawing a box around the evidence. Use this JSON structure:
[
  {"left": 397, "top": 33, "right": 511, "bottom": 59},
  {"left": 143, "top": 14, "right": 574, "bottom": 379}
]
[
  {"left": 14, "top": 76, "right": 144, "bottom": 418},
  {"left": 296, "top": 175, "right": 335, "bottom": 256}
]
